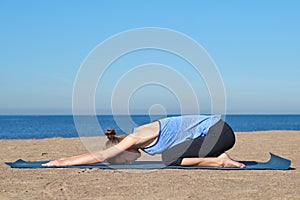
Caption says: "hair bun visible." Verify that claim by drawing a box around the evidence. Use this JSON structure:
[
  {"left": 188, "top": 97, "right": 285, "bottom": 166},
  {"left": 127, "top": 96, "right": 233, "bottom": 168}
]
[{"left": 105, "top": 129, "right": 116, "bottom": 140}]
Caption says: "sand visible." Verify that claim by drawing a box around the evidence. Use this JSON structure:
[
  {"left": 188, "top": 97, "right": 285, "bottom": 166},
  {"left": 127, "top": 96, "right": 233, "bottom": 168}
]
[{"left": 1, "top": 131, "right": 300, "bottom": 200}]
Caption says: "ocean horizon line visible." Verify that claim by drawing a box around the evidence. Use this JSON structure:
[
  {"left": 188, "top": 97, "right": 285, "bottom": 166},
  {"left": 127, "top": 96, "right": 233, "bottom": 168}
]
[
  {"left": 1, "top": 115, "right": 300, "bottom": 139},
  {"left": 0, "top": 113, "right": 300, "bottom": 116}
]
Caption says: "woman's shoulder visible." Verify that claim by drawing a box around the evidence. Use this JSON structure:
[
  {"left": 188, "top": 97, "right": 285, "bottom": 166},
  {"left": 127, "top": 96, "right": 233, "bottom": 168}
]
[{"left": 130, "top": 121, "right": 160, "bottom": 144}]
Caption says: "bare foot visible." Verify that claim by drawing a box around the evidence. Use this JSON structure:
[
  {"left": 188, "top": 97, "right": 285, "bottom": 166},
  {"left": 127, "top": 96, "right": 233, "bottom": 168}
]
[{"left": 218, "top": 153, "right": 246, "bottom": 168}]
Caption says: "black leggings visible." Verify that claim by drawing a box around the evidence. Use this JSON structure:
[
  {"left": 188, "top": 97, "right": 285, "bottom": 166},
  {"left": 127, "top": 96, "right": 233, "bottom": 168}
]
[{"left": 162, "top": 120, "right": 236, "bottom": 166}]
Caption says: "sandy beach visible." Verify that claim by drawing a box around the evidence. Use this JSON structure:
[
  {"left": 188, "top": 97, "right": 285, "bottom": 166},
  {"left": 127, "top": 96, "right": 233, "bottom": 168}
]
[{"left": 1, "top": 131, "right": 300, "bottom": 200}]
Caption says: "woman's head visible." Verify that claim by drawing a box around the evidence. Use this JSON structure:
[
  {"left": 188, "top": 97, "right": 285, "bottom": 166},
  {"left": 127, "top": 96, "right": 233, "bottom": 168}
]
[{"left": 104, "top": 129, "right": 141, "bottom": 165}]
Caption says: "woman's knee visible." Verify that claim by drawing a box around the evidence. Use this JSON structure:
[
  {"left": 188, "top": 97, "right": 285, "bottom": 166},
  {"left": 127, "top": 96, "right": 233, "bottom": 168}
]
[
  {"left": 162, "top": 139, "right": 195, "bottom": 165},
  {"left": 162, "top": 152, "right": 182, "bottom": 166},
  {"left": 162, "top": 153, "right": 173, "bottom": 165},
  {"left": 162, "top": 149, "right": 180, "bottom": 165}
]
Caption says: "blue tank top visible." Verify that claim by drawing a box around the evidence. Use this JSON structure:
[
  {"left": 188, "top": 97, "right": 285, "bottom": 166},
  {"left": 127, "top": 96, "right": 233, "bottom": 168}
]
[{"left": 141, "top": 115, "right": 221, "bottom": 155}]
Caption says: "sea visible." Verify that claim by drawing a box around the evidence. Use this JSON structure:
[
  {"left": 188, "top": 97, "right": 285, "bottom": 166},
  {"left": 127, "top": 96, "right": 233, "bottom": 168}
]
[{"left": 0, "top": 115, "right": 300, "bottom": 139}]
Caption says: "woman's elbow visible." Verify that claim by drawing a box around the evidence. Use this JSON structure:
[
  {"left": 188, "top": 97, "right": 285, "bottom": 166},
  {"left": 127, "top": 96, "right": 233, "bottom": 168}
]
[{"left": 92, "top": 151, "right": 106, "bottom": 163}]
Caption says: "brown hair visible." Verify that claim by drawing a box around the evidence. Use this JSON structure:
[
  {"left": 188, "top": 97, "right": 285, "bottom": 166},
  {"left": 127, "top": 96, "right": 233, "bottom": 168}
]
[{"left": 104, "top": 129, "right": 126, "bottom": 164}]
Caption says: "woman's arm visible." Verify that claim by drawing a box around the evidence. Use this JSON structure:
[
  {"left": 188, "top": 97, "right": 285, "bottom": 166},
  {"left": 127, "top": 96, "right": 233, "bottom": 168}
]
[
  {"left": 42, "top": 135, "right": 138, "bottom": 166},
  {"left": 42, "top": 151, "right": 105, "bottom": 166}
]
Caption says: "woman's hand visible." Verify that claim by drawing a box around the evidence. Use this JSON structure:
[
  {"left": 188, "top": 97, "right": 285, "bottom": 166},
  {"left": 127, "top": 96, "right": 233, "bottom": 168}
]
[
  {"left": 42, "top": 158, "right": 68, "bottom": 167},
  {"left": 41, "top": 152, "right": 105, "bottom": 167}
]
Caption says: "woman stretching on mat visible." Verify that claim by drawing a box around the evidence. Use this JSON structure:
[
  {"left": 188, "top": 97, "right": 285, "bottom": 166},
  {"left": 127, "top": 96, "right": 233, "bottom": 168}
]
[{"left": 43, "top": 115, "right": 245, "bottom": 168}]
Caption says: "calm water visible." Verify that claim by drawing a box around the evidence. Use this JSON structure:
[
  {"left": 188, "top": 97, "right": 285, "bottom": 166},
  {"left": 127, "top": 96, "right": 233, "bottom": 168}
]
[{"left": 0, "top": 115, "right": 300, "bottom": 139}]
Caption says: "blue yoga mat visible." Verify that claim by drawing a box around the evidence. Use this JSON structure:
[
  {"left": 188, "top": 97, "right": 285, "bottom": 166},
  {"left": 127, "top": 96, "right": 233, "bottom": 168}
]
[{"left": 5, "top": 153, "right": 291, "bottom": 170}]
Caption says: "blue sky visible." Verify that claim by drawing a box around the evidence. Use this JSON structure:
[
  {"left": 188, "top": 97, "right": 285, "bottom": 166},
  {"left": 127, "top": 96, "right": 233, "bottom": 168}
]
[{"left": 0, "top": 0, "right": 299, "bottom": 114}]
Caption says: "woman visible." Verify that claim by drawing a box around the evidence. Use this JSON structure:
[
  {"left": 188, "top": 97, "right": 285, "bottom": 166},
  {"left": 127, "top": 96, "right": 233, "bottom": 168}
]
[{"left": 43, "top": 115, "right": 245, "bottom": 168}]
